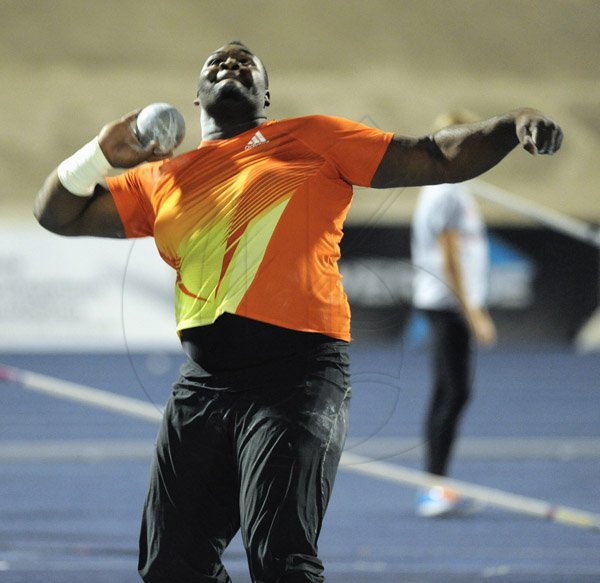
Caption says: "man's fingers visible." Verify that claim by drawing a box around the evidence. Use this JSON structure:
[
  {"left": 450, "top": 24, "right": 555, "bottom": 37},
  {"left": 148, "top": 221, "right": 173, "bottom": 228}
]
[
  {"left": 556, "top": 129, "right": 564, "bottom": 150},
  {"left": 122, "top": 109, "right": 142, "bottom": 124},
  {"left": 143, "top": 140, "right": 173, "bottom": 162},
  {"left": 537, "top": 125, "right": 563, "bottom": 155},
  {"left": 523, "top": 134, "right": 537, "bottom": 155},
  {"left": 521, "top": 118, "right": 564, "bottom": 156},
  {"left": 550, "top": 126, "right": 564, "bottom": 154},
  {"left": 101, "top": 110, "right": 176, "bottom": 165},
  {"left": 535, "top": 123, "right": 553, "bottom": 155}
]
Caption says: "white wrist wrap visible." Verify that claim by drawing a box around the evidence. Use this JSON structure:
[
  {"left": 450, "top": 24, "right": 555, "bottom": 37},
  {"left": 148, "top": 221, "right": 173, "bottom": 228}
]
[{"left": 57, "top": 137, "right": 113, "bottom": 196}]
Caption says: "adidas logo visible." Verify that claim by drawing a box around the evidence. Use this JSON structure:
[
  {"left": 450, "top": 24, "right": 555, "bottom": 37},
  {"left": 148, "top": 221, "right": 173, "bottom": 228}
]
[{"left": 244, "top": 130, "right": 269, "bottom": 150}]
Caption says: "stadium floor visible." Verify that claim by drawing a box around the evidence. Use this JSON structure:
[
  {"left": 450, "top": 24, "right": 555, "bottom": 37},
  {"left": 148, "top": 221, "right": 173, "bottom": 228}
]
[{"left": 1, "top": 346, "right": 599, "bottom": 582}]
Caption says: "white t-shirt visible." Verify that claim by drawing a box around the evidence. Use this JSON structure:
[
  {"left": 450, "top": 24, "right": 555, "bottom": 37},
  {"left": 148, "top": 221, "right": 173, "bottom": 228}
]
[{"left": 411, "top": 183, "right": 489, "bottom": 311}]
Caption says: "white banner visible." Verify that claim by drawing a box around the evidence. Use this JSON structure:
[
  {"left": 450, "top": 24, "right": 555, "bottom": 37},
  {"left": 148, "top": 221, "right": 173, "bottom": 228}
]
[{"left": 0, "top": 222, "right": 179, "bottom": 351}]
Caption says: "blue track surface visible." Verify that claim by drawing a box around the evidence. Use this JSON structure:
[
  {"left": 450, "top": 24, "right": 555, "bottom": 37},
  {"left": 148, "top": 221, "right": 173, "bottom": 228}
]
[{"left": 0, "top": 346, "right": 599, "bottom": 582}]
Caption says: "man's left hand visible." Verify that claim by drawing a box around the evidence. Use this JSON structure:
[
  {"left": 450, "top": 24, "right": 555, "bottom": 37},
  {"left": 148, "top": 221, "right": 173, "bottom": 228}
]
[{"left": 514, "top": 108, "right": 563, "bottom": 156}]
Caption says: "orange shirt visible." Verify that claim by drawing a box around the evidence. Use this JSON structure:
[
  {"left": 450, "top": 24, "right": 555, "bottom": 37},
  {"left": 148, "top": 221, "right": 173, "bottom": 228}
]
[{"left": 107, "top": 115, "right": 393, "bottom": 341}]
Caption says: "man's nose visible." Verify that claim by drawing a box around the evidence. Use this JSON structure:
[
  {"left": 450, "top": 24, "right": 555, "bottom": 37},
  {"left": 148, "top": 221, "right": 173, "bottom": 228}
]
[{"left": 221, "top": 57, "right": 240, "bottom": 69}]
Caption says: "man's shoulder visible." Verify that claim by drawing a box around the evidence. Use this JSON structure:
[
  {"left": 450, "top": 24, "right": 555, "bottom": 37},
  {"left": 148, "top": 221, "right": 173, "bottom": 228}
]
[
  {"left": 274, "top": 115, "right": 376, "bottom": 151},
  {"left": 276, "top": 114, "right": 356, "bottom": 131}
]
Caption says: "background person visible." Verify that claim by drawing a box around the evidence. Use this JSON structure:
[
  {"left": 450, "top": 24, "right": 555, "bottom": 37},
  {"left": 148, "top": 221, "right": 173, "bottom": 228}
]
[
  {"left": 33, "top": 41, "right": 562, "bottom": 582},
  {"left": 411, "top": 111, "right": 497, "bottom": 518}
]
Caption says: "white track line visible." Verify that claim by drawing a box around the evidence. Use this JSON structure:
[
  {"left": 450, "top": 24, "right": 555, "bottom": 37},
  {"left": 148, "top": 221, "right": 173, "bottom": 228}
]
[
  {"left": 341, "top": 451, "right": 599, "bottom": 530},
  {"left": 472, "top": 180, "right": 600, "bottom": 248},
  {"left": 1, "top": 365, "right": 162, "bottom": 422},
  {"left": 2, "top": 363, "right": 599, "bottom": 531}
]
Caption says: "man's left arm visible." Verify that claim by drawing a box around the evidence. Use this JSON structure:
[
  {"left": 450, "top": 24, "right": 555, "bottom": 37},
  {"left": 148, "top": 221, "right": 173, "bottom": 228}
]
[{"left": 370, "top": 108, "right": 563, "bottom": 189}]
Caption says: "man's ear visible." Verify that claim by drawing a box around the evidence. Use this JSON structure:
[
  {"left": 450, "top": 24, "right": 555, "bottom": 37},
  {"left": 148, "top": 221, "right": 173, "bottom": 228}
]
[{"left": 264, "top": 90, "right": 271, "bottom": 108}]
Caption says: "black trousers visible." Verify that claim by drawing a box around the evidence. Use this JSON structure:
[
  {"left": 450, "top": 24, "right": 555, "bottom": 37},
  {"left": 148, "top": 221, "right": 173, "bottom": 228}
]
[
  {"left": 138, "top": 345, "right": 351, "bottom": 583},
  {"left": 421, "top": 309, "right": 472, "bottom": 476}
]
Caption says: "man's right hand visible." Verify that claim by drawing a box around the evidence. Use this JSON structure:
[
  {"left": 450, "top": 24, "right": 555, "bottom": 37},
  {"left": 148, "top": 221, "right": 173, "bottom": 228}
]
[{"left": 98, "top": 110, "right": 174, "bottom": 168}]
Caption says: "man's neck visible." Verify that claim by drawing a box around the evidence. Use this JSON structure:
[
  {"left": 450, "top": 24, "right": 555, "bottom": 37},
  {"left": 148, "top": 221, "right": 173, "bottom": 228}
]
[{"left": 201, "top": 110, "right": 267, "bottom": 141}]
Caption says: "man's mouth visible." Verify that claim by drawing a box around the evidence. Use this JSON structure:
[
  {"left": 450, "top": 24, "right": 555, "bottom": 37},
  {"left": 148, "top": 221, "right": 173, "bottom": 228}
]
[{"left": 216, "top": 72, "right": 241, "bottom": 83}]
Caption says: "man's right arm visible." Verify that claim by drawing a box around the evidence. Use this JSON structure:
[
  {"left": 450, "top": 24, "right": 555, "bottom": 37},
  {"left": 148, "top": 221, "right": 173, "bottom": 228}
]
[
  {"left": 33, "top": 110, "right": 171, "bottom": 238},
  {"left": 33, "top": 172, "right": 125, "bottom": 237}
]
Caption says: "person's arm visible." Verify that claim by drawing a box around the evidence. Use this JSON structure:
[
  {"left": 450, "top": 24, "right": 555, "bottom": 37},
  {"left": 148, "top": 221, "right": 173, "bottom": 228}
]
[
  {"left": 439, "top": 230, "right": 497, "bottom": 346},
  {"left": 371, "top": 108, "right": 563, "bottom": 189},
  {"left": 33, "top": 110, "right": 171, "bottom": 238},
  {"left": 34, "top": 173, "right": 125, "bottom": 237}
]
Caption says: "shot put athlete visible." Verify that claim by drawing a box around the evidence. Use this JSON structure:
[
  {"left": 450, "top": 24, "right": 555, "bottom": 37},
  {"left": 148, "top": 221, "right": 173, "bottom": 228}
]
[{"left": 34, "top": 41, "right": 563, "bottom": 582}]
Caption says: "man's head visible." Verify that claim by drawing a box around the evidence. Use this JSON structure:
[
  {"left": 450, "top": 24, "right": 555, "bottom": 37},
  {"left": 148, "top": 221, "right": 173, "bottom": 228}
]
[{"left": 195, "top": 41, "right": 270, "bottom": 120}]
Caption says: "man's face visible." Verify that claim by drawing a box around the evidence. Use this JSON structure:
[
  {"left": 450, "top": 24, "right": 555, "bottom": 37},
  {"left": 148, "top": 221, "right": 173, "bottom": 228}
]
[{"left": 196, "top": 44, "right": 269, "bottom": 113}]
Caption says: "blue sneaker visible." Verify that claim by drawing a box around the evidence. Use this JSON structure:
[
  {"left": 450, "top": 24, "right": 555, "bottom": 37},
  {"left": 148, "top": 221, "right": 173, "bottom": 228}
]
[{"left": 416, "top": 486, "right": 481, "bottom": 518}]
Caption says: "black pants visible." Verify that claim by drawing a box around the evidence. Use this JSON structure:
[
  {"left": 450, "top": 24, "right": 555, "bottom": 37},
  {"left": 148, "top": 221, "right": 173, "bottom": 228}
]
[
  {"left": 422, "top": 309, "right": 472, "bottom": 476},
  {"left": 138, "top": 345, "right": 351, "bottom": 583}
]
